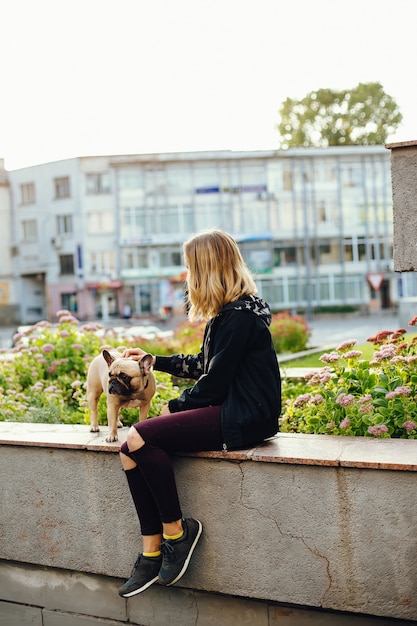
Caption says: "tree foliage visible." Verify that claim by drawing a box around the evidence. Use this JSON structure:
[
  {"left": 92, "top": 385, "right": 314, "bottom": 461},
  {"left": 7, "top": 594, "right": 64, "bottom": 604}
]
[{"left": 276, "top": 82, "right": 402, "bottom": 148}]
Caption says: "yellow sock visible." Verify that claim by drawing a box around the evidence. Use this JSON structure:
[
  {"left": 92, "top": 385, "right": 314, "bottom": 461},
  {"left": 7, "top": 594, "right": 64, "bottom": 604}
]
[
  {"left": 143, "top": 550, "right": 161, "bottom": 558},
  {"left": 163, "top": 530, "right": 184, "bottom": 541}
]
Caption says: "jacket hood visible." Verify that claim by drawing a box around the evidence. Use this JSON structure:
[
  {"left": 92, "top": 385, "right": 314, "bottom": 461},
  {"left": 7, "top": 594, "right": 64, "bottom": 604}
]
[{"left": 220, "top": 294, "right": 272, "bottom": 326}]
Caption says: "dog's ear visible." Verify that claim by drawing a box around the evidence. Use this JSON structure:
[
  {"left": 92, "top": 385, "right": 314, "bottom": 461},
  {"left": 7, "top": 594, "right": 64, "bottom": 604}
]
[
  {"left": 102, "top": 350, "right": 115, "bottom": 368},
  {"left": 139, "top": 353, "right": 154, "bottom": 375}
]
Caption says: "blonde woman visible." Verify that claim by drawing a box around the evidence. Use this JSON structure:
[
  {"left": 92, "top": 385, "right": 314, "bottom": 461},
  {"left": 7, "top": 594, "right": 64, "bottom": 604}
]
[{"left": 118, "top": 229, "right": 281, "bottom": 597}]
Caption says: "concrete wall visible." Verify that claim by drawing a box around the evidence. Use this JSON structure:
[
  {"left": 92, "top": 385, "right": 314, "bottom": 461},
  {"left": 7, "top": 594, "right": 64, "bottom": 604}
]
[
  {"left": 0, "top": 423, "right": 416, "bottom": 625},
  {"left": 386, "top": 140, "right": 417, "bottom": 272}
]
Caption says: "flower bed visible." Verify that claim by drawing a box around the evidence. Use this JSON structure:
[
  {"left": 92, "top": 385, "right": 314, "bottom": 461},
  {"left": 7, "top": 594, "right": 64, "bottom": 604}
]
[
  {"left": 3, "top": 309, "right": 415, "bottom": 439},
  {"left": 281, "top": 320, "right": 417, "bottom": 438}
]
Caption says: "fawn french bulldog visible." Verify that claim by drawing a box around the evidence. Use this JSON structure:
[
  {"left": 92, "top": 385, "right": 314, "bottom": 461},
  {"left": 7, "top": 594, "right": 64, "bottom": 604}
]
[{"left": 86, "top": 349, "right": 156, "bottom": 442}]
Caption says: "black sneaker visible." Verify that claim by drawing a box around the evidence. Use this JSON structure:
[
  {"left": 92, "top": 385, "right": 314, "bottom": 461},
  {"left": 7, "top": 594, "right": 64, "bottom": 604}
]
[
  {"left": 118, "top": 554, "right": 162, "bottom": 597},
  {"left": 158, "top": 518, "right": 203, "bottom": 586}
]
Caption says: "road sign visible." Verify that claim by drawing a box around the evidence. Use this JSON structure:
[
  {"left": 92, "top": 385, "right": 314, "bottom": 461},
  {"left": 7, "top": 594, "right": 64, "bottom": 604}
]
[{"left": 366, "top": 273, "right": 385, "bottom": 291}]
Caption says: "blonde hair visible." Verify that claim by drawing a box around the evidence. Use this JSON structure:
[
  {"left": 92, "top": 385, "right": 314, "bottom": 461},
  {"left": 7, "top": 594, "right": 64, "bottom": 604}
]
[{"left": 183, "top": 229, "right": 257, "bottom": 321}]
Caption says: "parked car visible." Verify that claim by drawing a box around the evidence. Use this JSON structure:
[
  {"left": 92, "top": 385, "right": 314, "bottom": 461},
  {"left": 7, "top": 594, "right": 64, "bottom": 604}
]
[
  {"left": 119, "top": 325, "right": 173, "bottom": 340},
  {"left": 95, "top": 324, "right": 173, "bottom": 342}
]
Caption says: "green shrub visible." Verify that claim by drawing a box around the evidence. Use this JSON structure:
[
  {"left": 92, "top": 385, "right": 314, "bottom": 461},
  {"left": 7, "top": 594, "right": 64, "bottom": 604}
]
[
  {"left": 171, "top": 320, "right": 205, "bottom": 354},
  {"left": 269, "top": 312, "right": 311, "bottom": 354}
]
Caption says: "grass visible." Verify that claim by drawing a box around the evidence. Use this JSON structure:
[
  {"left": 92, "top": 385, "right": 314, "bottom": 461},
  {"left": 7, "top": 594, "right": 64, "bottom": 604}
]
[
  {"left": 281, "top": 342, "right": 379, "bottom": 369},
  {"left": 283, "top": 330, "right": 417, "bottom": 368}
]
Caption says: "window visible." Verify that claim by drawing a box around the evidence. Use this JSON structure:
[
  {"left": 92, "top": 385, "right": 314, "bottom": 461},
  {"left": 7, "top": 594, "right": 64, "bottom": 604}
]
[
  {"left": 283, "top": 170, "right": 293, "bottom": 191},
  {"left": 160, "top": 249, "right": 182, "bottom": 267},
  {"left": 20, "top": 183, "right": 35, "bottom": 205},
  {"left": 118, "top": 169, "right": 144, "bottom": 189},
  {"left": 59, "top": 254, "right": 74, "bottom": 275},
  {"left": 121, "top": 206, "right": 146, "bottom": 237},
  {"left": 90, "top": 251, "right": 115, "bottom": 273},
  {"left": 57, "top": 214, "right": 73, "bottom": 235},
  {"left": 54, "top": 177, "right": 70, "bottom": 198},
  {"left": 61, "top": 293, "right": 78, "bottom": 313},
  {"left": 22, "top": 219, "right": 37, "bottom": 241},
  {"left": 281, "top": 246, "right": 297, "bottom": 265},
  {"left": 87, "top": 211, "right": 114, "bottom": 233},
  {"left": 86, "top": 173, "right": 111, "bottom": 194},
  {"left": 121, "top": 250, "right": 148, "bottom": 270}
]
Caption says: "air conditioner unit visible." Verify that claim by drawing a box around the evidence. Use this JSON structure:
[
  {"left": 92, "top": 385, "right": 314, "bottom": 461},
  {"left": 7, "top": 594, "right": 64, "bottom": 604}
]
[{"left": 51, "top": 237, "right": 63, "bottom": 249}]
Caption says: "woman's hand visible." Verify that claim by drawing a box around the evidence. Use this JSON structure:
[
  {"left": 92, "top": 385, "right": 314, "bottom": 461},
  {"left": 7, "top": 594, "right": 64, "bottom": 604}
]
[
  {"left": 121, "top": 348, "right": 147, "bottom": 361},
  {"left": 160, "top": 404, "right": 171, "bottom": 415}
]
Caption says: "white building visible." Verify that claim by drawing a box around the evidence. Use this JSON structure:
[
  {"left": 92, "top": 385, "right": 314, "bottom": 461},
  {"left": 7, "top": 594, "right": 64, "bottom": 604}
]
[{"left": 3, "top": 146, "right": 417, "bottom": 324}]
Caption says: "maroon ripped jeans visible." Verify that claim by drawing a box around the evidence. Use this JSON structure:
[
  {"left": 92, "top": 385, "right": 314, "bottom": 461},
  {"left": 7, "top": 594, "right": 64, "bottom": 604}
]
[{"left": 120, "top": 405, "right": 223, "bottom": 535}]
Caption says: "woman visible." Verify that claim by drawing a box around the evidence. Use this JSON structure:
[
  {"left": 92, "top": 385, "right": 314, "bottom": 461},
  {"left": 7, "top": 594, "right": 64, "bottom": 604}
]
[{"left": 118, "top": 229, "right": 281, "bottom": 597}]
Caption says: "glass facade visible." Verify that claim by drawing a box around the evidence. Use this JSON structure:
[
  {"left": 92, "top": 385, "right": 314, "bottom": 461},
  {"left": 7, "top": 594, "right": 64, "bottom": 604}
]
[{"left": 113, "top": 148, "right": 394, "bottom": 314}]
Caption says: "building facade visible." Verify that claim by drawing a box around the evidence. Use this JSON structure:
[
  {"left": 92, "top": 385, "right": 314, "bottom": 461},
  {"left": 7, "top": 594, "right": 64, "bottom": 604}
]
[{"left": 3, "top": 146, "right": 417, "bottom": 325}]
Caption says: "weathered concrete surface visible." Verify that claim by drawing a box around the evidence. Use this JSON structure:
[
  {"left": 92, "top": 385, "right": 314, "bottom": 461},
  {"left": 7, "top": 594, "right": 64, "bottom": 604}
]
[
  {"left": 0, "top": 425, "right": 416, "bottom": 622},
  {"left": 386, "top": 140, "right": 417, "bottom": 272},
  {"left": 0, "top": 560, "right": 414, "bottom": 626}
]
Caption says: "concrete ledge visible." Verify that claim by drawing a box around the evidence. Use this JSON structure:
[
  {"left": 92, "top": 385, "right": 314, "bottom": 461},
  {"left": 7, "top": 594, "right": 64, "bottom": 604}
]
[
  {"left": 1, "top": 423, "right": 417, "bottom": 623},
  {"left": 0, "top": 422, "right": 416, "bottom": 471}
]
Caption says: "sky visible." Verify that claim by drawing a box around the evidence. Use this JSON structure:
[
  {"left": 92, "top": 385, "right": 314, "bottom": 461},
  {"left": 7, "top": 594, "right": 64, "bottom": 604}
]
[{"left": 1, "top": 0, "right": 416, "bottom": 171}]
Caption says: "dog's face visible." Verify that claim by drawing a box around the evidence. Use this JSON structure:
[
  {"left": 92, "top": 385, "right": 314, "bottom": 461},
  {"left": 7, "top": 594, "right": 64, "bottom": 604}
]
[{"left": 103, "top": 350, "right": 154, "bottom": 399}]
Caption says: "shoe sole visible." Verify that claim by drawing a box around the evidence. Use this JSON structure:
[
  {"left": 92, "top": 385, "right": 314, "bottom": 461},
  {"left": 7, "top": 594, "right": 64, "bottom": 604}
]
[
  {"left": 166, "top": 519, "right": 203, "bottom": 586},
  {"left": 118, "top": 574, "right": 159, "bottom": 598}
]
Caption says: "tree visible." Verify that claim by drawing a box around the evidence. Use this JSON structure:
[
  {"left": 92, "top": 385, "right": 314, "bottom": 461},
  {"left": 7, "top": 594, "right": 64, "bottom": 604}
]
[{"left": 276, "top": 82, "right": 402, "bottom": 149}]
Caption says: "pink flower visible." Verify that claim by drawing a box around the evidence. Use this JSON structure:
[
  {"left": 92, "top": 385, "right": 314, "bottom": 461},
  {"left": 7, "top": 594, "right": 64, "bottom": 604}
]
[
  {"left": 59, "top": 315, "right": 78, "bottom": 324},
  {"left": 385, "top": 386, "right": 412, "bottom": 399},
  {"left": 340, "top": 418, "right": 350, "bottom": 429},
  {"left": 60, "top": 331, "right": 70, "bottom": 337},
  {"left": 368, "top": 424, "right": 389, "bottom": 436},
  {"left": 294, "top": 393, "right": 312, "bottom": 407},
  {"left": 359, "top": 403, "right": 373, "bottom": 414},
  {"left": 403, "top": 420, "right": 416, "bottom": 432},
  {"left": 80, "top": 323, "right": 101, "bottom": 332},
  {"left": 391, "top": 356, "right": 408, "bottom": 363},
  {"left": 320, "top": 352, "right": 340, "bottom": 363},
  {"left": 42, "top": 344, "right": 54, "bottom": 354},
  {"left": 343, "top": 350, "right": 362, "bottom": 359},
  {"left": 336, "top": 393, "right": 355, "bottom": 407},
  {"left": 305, "top": 367, "right": 333, "bottom": 386},
  {"left": 337, "top": 339, "right": 358, "bottom": 351},
  {"left": 311, "top": 394, "right": 324, "bottom": 404},
  {"left": 375, "top": 330, "right": 394, "bottom": 341},
  {"left": 319, "top": 368, "right": 332, "bottom": 383},
  {"left": 35, "top": 320, "right": 51, "bottom": 328},
  {"left": 372, "top": 344, "right": 396, "bottom": 362}
]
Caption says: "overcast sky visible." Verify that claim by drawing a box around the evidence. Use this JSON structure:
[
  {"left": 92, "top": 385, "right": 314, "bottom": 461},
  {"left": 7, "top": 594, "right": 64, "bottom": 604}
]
[{"left": 1, "top": 0, "right": 416, "bottom": 170}]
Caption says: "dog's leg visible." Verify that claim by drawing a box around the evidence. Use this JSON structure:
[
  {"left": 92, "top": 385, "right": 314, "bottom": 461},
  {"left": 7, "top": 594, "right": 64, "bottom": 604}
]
[
  {"left": 87, "top": 390, "right": 102, "bottom": 433},
  {"left": 139, "top": 401, "right": 151, "bottom": 421},
  {"left": 106, "top": 398, "right": 121, "bottom": 442}
]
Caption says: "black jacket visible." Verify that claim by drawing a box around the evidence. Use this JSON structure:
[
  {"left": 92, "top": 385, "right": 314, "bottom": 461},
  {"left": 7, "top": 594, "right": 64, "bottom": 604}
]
[{"left": 154, "top": 295, "right": 281, "bottom": 449}]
